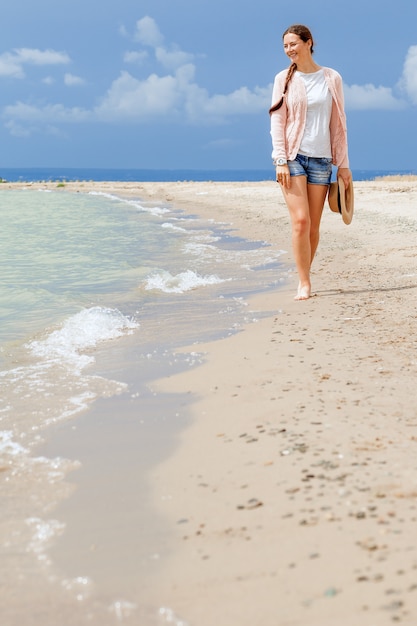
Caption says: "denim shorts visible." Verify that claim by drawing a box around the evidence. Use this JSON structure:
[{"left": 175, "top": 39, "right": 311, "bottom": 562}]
[{"left": 287, "top": 154, "right": 332, "bottom": 185}]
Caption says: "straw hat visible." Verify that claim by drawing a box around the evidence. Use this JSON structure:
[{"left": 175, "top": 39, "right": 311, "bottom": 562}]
[{"left": 328, "top": 178, "right": 354, "bottom": 225}]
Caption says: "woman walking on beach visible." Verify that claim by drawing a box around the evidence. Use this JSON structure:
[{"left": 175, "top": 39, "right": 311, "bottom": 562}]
[{"left": 270, "top": 24, "right": 351, "bottom": 300}]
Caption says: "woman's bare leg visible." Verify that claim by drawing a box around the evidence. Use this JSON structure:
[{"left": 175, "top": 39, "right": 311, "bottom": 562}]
[
  {"left": 307, "top": 182, "right": 328, "bottom": 262},
  {"left": 281, "top": 177, "right": 328, "bottom": 300}
]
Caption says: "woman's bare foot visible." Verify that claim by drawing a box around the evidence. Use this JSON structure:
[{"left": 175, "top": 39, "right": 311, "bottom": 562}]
[{"left": 294, "top": 282, "right": 311, "bottom": 301}]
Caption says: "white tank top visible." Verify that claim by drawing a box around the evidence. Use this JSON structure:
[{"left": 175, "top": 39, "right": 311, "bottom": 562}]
[{"left": 297, "top": 69, "right": 332, "bottom": 158}]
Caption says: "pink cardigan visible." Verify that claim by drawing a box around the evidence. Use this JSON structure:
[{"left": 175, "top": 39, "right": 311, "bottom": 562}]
[{"left": 270, "top": 66, "right": 349, "bottom": 168}]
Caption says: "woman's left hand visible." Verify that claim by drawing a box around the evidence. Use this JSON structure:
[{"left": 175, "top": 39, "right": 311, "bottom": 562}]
[
  {"left": 276, "top": 164, "right": 291, "bottom": 189},
  {"left": 337, "top": 167, "right": 352, "bottom": 189}
]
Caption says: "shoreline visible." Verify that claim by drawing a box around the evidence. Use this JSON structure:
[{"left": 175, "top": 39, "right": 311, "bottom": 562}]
[
  {"left": 2, "top": 180, "right": 417, "bottom": 624},
  {"left": 133, "top": 179, "right": 417, "bottom": 625}
]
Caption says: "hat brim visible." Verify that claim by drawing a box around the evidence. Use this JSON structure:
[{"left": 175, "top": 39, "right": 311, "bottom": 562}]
[{"left": 328, "top": 178, "right": 354, "bottom": 225}]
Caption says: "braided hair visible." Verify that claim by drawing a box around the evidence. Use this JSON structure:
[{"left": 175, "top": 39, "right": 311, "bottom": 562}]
[{"left": 269, "top": 24, "right": 314, "bottom": 115}]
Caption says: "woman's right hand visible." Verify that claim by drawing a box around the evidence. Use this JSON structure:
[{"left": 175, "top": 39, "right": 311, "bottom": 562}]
[{"left": 276, "top": 165, "right": 291, "bottom": 189}]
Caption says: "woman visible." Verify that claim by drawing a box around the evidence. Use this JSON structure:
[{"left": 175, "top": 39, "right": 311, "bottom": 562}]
[{"left": 270, "top": 24, "right": 351, "bottom": 300}]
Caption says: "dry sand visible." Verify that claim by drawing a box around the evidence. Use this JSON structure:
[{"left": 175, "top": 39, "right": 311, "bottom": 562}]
[{"left": 2, "top": 179, "right": 417, "bottom": 625}]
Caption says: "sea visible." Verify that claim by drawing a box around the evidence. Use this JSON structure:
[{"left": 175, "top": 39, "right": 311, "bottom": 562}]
[
  {"left": 0, "top": 174, "right": 292, "bottom": 626},
  {"left": 1, "top": 166, "right": 416, "bottom": 183}
]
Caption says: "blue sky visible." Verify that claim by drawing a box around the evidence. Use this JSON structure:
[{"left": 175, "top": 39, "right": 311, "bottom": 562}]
[{"left": 1, "top": 0, "right": 416, "bottom": 172}]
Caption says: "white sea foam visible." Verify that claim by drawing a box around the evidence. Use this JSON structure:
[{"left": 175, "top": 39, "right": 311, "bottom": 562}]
[
  {"left": 161, "top": 222, "right": 187, "bottom": 232},
  {"left": 0, "top": 429, "right": 80, "bottom": 480},
  {"left": 144, "top": 270, "right": 226, "bottom": 293},
  {"left": 89, "top": 191, "right": 171, "bottom": 216},
  {"left": 88, "top": 191, "right": 170, "bottom": 217},
  {"left": 88, "top": 191, "right": 119, "bottom": 200},
  {"left": 31, "top": 454, "right": 81, "bottom": 481},
  {"left": 28, "top": 306, "right": 138, "bottom": 371},
  {"left": 126, "top": 200, "right": 170, "bottom": 217},
  {"left": 0, "top": 307, "right": 135, "bottom": 447},
  {"left": 0, "top": 430, "right": 28, "bottom": 457},
  {"left": 25, "top": 517, "right": 65, "bottom": 563},
  {"left": 158, "top": 606, "right": 189, "bottom": 625}
]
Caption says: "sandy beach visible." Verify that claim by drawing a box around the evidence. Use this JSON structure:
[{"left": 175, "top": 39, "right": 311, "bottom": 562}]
[{"left": 2, "top": 178, "right": 417, "bottom": 625}]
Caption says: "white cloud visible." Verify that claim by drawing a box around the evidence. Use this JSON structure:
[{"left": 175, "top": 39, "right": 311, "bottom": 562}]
[
  {"left": 95, "top": 70, "right": 183, "bottom": 120},
  {"left": 343, "top": 44, "right": 417, "bottom": 110},
  {"left": 155, "top": 46, "right": 194, "bottom": 71},
  {"left": 134, "top": 16, "right": 164, "bottom": 47},
  {"left": 13, "top": 48, "right": 70, "bottom": 66},
  {"left": 399, "top": 45, "right": 417, "bottom": 105},
  {"left": 94, "top": 63, "right": 270, "bottom": 124},
  {"left": 130, "top": 15, "right": 194, "bottom": 71},
  {"left": 124, "top": 50, "right": 148, "bottom": 65},
  {"left": 64, "top": 73, "right": 85, "bottom": 86},
  {"left": 343, "top": 83, "right": 406, "bottom": 110},
  {"left": 0, "top": 48, "right": 70, "bottom": 78},
  {"left": 4, "top": 120, "right": 33, "bottom": 137},
  {"left": 5, "top": 119, "right": 67, "bottom": 138},
  {"left": 3, "top": 101, "right": 90, "bottom": 123},
  {"left": 200, "top": 85, "right": 272, "bottom": 117},
  {"left": 3, "top": 60, "right": 269, "bottom": 134},
  {"left": 3, "top": 17, "right": 417, "bottom": 139}
]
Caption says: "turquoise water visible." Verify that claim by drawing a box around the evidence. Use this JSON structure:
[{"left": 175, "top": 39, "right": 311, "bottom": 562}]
[
  {"left": 0, "top": 189, "right": 172, "bottom": 346},
  {"left": 0, "top": 186, "right": 287, "bottom": 459}
]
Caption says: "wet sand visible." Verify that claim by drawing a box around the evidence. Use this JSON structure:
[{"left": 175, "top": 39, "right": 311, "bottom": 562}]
[{"left": 2, "top": 179, "right": 417, "bottom": 625}]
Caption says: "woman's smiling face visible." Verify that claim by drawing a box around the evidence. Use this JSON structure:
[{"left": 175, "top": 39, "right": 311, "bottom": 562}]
[{"left": 283, "top": 33, "right": 312, "bottom": 64}]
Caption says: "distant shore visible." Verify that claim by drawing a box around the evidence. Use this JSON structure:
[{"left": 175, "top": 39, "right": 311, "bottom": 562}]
[{"left": 1, "top": 168, "right": 417, "bottom": 185}]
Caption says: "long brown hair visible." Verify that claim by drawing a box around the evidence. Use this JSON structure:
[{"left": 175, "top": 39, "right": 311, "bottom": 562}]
[{"left": 269, "top": 24, "right": 314, "bottom": 115}]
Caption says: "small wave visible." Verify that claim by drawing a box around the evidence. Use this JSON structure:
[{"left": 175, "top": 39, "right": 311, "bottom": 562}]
[
  {"left": 127, "top": 200, "right": 170, "bottom": 217},
  {"left": 0, "top": 430, "right": 28, "bottom": 457},
  {"left": 27, "top": 306, "right": 138, "bottom": 371},
  {"left": 88, "top": 190, "right": 119, "bottom": 201},
  {"left": 0, "top": 307, "right": 135, "bottom": 438},
  {"left": 144, "top": 270, "right": 226, "bottom": 294},
  {"left": 0, "top": 429, "right": 80, "bottom": 483},
  {"left": 88, "top": 191, "right": 170, "bottom": 217},
  {"left": 161, "top": 222, "right": 187, "bottom": 232}
]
